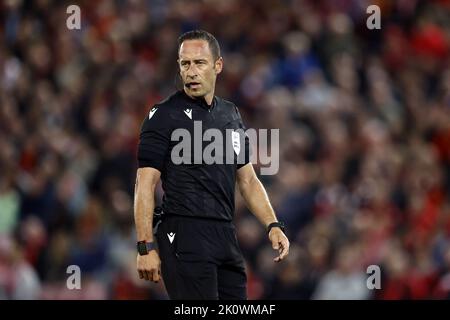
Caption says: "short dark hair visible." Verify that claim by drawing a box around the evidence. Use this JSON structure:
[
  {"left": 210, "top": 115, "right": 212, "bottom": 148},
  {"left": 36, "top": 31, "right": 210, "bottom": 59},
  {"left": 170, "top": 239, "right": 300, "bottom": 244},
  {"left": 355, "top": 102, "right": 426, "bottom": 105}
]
[{"left": 177, "top": 30, "right": 221, "bottom": 61}]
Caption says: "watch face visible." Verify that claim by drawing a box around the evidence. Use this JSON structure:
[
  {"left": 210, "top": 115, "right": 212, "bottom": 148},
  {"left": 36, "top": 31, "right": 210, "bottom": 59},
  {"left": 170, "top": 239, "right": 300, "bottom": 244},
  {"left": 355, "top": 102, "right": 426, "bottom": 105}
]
[{"left": 137, "top": 242, "right": 148, "bottom": 255}]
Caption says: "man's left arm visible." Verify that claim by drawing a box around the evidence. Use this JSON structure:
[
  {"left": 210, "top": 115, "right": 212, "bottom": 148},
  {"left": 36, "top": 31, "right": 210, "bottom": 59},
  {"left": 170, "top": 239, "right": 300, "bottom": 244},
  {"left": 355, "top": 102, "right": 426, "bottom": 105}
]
[{"left": 236, "top": 163, "right": 290, "bottom": 262}]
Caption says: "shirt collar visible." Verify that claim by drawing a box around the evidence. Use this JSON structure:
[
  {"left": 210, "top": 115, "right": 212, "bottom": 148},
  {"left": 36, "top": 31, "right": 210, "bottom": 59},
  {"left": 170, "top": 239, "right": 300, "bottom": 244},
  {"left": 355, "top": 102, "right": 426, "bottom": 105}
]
[{"left": 179, "top": 90, "right": 217, "bottom": 111}]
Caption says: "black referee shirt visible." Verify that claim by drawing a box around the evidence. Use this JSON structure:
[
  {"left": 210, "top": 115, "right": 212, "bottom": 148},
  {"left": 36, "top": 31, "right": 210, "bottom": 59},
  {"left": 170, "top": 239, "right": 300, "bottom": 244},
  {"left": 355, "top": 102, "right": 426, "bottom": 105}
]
[{"left": 137, "top": 90, "right": 251, "bottom": 221}]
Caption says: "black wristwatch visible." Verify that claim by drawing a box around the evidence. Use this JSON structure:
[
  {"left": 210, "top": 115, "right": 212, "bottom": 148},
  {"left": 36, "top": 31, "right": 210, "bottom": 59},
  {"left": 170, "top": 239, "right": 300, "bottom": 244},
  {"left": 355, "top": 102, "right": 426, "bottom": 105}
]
[
  {"left": 137, "top": 241, "right": 157, "bottom": 256},
  {"left": 267, "top": 221, "right": 286, "bottom": 234}
]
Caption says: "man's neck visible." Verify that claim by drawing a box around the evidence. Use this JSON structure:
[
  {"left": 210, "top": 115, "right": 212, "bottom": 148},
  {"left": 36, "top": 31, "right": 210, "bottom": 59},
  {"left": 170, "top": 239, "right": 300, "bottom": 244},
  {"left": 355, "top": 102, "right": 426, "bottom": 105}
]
[{"left": 183, "top": 89, "right": 214, "bottom": 106}]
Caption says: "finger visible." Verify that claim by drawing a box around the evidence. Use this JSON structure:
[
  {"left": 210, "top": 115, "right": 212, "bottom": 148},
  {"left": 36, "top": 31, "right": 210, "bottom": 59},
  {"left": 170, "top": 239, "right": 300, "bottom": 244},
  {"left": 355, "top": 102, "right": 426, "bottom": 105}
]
[
  {"left": 148, "top": 269, "right": 155, "bottom": 282},
  {"left": 138, "top": 270, "right": 144, "bottom": 279},
  {"left": 149, "top": 268, "right": 155, "bottom": 282},
  {"left": 271, "top": 237, "right": 280, "bottom": 250},
  {"left": 273, "top": 243, "right": 282, "bottom": 262},
  {"left": 143, "top": 270, "right": 150, "bottom": 281},
  {"left": 273, "top": 240, "right": 288, "bottom": 262},
  {"left": 157, "top": 268, "right": 162, "bottom": 281},
  {"left": 150, "top": 268, "right": 160, "bottom": 282},
  {"left": 279, "top": 240, "right": 290, "bottom": 260},
  {"left": 152, "top": 268, "right": 160, "bottom": 283}
]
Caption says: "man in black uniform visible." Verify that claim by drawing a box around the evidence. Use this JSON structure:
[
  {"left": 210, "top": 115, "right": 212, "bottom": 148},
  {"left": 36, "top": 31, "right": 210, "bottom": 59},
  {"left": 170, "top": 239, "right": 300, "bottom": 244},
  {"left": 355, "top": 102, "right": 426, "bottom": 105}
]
[{"left": 134, "top": 30, "right": 289, "bottom": 299}]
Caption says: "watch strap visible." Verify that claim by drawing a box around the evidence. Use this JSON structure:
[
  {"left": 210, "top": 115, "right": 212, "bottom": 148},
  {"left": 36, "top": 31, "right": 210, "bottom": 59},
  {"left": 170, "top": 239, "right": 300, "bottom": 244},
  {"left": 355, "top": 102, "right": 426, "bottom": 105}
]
[{"left": 267, "top": 221, "right": 285, "bottom": 234}]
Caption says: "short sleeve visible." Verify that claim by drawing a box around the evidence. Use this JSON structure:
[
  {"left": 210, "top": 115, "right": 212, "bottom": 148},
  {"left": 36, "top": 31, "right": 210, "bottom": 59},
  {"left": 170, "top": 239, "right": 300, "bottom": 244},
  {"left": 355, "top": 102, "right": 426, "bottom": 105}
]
[
  {"left": 235, "top": 106, "right": 251, "bottom": 169},
  {"left": 137, "top": 106, "right": 171, "bottom": 172}
]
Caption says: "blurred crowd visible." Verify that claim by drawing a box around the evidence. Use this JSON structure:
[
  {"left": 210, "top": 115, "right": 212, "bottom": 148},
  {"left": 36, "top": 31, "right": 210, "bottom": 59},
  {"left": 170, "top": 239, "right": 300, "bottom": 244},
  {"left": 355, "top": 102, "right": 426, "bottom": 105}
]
[{"left": 1, "top": 0, "right": 450, "bottom": 299}]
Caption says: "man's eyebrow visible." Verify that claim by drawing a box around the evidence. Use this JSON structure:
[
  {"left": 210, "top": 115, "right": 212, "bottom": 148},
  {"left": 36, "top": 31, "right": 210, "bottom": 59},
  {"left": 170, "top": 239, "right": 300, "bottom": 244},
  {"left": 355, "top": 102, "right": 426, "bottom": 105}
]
[{"left": 179, "top": 58, "right": 208, "bottom": 62}]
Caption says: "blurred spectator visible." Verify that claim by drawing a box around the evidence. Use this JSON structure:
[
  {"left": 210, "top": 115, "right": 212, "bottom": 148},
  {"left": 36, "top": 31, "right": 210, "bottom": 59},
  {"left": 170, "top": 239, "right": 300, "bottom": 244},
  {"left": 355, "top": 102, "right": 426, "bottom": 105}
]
[
  {"left": 312, "top": 243, "right": 370, "bottom": 300},
  {"left": 0, "top": 234, "right": 41, "bottom": 299}
]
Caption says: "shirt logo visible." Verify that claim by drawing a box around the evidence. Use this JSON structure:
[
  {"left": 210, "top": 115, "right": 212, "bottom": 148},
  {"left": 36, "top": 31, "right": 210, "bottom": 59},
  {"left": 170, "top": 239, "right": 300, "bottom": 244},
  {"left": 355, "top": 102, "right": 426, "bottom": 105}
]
[
  {"left": 167, "top": 232, "right": 176, "bottom": 244},
  {"left": 184, "top": 108, "right": 192, "bottom": 119},
  {"left": 148, "top": 107, "right": 158, "bottom": 119},
  {"left": 232, "top": 130, "right": 240, "bottom": 155}
]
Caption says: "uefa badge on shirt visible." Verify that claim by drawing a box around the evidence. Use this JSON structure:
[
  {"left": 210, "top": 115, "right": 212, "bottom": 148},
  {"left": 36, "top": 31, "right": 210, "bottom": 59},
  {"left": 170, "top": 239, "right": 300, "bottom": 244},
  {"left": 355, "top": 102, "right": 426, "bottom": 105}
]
[{"left": 232, "top": 130, "right": 240, "bottom": 155}]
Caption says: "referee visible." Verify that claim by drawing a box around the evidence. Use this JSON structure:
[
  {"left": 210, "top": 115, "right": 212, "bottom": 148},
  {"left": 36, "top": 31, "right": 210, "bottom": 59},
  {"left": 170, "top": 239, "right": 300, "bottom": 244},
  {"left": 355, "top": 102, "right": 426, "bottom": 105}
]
[{"left": 134, "top": 30, "right": 289, "bottom": 300}]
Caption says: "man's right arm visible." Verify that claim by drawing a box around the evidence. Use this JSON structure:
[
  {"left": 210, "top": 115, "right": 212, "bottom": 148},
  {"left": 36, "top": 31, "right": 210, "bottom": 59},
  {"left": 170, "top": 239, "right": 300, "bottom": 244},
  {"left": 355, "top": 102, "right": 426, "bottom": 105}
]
[
  {"left": 134, "top": 167, "right": 162, "bottom": 282},
  {"left": 134, "top": 167, "right": 160, "bottom": 244},
  {"left": 135, "top": 105, "right": 171, "bottom": 282}
]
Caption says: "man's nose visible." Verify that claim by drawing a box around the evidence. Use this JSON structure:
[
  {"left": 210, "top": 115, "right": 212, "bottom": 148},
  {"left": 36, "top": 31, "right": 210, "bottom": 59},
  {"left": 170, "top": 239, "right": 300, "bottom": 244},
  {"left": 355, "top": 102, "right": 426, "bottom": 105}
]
[{"left": 186, "top": 64, "right": 198, "bottom": 78}]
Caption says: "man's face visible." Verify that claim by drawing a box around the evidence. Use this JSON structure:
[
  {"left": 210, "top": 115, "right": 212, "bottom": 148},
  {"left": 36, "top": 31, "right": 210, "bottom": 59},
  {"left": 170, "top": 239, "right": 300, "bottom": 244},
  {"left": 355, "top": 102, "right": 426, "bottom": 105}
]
[{"left": 178, "top": 39, "right": 222, "bottom": 99}]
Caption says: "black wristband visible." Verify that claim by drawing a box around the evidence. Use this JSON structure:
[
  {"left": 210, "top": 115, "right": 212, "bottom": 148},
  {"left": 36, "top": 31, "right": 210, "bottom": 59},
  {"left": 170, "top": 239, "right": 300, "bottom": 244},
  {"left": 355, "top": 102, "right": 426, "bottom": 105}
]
[
  {"left": 137, "top": 241, "right": 157, "bottom": 255},
  {"left": 267, "top": 221, "right": 285, "bottom": 234}
]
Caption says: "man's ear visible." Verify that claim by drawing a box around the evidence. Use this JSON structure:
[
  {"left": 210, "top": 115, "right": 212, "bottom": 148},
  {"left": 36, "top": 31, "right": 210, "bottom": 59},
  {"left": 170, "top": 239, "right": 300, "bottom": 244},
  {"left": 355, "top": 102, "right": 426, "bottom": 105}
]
[{"left": 215, "top": 57, "right": 223, "bottom": 75}]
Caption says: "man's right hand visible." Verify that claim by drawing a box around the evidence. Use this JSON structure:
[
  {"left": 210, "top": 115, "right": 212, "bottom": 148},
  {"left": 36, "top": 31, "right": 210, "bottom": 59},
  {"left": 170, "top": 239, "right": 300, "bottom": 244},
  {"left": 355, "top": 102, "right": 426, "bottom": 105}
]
[{"left": 137, "top": 251, "right": 161, "bottom": 282}]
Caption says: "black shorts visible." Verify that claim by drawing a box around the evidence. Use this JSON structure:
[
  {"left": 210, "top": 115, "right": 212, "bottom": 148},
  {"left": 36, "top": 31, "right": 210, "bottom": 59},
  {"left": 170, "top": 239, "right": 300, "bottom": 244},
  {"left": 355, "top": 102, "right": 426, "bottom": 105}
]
[{"left": 156, "top": 215, "right": 247, "bottom": 300}]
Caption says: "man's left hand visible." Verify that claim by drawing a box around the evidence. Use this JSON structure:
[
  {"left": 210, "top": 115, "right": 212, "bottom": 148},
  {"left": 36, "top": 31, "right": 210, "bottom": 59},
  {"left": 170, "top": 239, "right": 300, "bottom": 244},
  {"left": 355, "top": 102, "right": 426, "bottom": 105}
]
[{"left": 269, "top": 228, "right": 290, "bottom": 262}]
